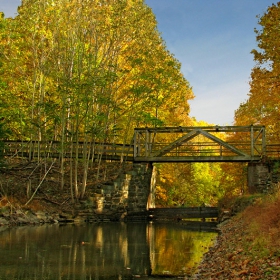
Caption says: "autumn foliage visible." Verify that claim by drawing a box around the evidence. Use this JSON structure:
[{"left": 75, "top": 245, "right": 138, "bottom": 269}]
[
  {"left": 242, "top": 191, "right": 280, "bottom": 250},
  {"left": 235, "top": 2, "right": 280, "bottom": 143},
  {"left": 0, "top": 0, "right": 194, "bottom": 200},
  {"left": 1, "top": 1, "right": 280, "bottom": 207}
]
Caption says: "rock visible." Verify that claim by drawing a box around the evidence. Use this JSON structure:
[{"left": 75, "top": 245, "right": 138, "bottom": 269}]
[
  {"left": 218, "top": 210, "right": 231, "bottom": 222},
  {"left": 0, "top": 217, "right": 9, "bottom": 225},
  {"left": 17, "top": 217, "right": 29, "bottom": 224},
  {"left": 25, "top": 212, "right": 41, "bottom": 224},
  {"left": 0, "top": 207, "right": 10, "bottom": 218},
  {"left": 35, "top": 211, "right": 47, "bottom": 220}
]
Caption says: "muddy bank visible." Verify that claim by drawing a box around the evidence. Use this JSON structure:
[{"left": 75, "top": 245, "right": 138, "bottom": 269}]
[
  {"left": 0, "top": 208, "right": 77, "bottom": 226},
  {"left": 0, "top": 207, "right": 135, "bottom": 226}
]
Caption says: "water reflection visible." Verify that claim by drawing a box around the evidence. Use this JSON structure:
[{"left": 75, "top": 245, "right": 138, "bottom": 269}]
[{"left": 0, "top": 222, "right": 217, "bottom": 279}]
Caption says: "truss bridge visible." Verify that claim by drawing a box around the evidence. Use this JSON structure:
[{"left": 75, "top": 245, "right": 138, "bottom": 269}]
[{"left": 133, "top": 125, "right": 269, "bottom": 162}]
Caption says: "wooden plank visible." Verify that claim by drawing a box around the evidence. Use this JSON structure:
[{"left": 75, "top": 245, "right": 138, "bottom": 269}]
[{"left": 134, "top": 125, "right": 265, "bottom": 133}]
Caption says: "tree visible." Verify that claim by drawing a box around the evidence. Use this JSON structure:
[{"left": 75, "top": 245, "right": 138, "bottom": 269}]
[
  {"left": 0, "top": 0, "right": 194, "bottom": 199},
  {"left": 235, "top": 2, "right": 280, "bottom": 142}
]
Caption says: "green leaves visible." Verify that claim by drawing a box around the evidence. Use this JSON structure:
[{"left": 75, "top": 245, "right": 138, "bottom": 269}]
[{"left": 155, "top": 162, "right": 224, "bottom": 207}]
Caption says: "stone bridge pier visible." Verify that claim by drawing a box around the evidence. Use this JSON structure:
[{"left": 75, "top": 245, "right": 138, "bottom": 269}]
[
  {"left": 90, "top": 163, "right": 155, "bottom": 221},
  {"left": 247, "top": 161, "right": 280, "bottom": 193},
  {"left": 125, "top": 163, "right": 155, "bottom": 214}
]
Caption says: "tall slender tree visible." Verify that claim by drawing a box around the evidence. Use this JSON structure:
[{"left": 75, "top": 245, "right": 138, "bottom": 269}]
[{"left": 0, "top": 0, "right": 193, "bottom": 199}]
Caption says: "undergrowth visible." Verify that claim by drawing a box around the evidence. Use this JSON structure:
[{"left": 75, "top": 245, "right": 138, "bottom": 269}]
[{"left": 239, "top": 189, "right": 280, "bottom": 257}]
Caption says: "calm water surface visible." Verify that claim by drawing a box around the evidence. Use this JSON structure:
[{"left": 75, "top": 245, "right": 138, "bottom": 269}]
[{"left": 0, "top": 222, "right": 217, "bottom": 279}]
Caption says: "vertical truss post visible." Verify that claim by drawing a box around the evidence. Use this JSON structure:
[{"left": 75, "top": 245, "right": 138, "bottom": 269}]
[
  {"left": 262, "top": 126, "right": 266, "bottom": 156},
  {"left": 134, "top": 131, "right": 137, "bottom": 158},
  {"left": 145, "top": 129, "right": 149, "bottom": 157}
]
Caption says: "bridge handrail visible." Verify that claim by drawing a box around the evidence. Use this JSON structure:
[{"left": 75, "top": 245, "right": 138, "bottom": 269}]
[
  {"left": 134, "top": 125, "right": 265, "bottom": 133},
  {"left": 266, "top": 144, "right": 280, "bottom": 158},
  {"left": 3, "top": 140, "right": 134, "bottom": 160}
]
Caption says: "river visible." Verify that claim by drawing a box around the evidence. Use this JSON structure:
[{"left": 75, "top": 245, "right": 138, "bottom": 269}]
[{"left": 0, "top": 221, "right": 217, "bottom": 279}]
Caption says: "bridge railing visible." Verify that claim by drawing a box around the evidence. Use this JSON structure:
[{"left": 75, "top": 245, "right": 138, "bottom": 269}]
[
  {"left": 3, "top": 127, "right": 280, "bottom": 163},
  {"left": 133, "top": 125, "right": 266, "bottom": 162},
  {"left": 266, "top": 144, "right": 280, "bottom": 159},
  {"left": 135, "top": 142, "right": 264, "bottom": 157},
  {"left": 3, "top": 140, "right": 134, "bottom": 161}
]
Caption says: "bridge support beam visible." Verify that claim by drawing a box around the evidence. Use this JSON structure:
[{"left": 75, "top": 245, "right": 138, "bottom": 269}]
[{"left": 247, "top": 162, "right": 270, "bottom": 193}]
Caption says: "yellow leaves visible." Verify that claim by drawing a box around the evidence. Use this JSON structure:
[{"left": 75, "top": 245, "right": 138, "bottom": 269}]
[
  {"left": 155, "top": 185, "right": 168, "bottom": 204},
  {"left": 235, "top": 3, "right": 280, "bottom": 144},
  {"left": 1, "top": 0, "right": 194, "bottom": 147}
]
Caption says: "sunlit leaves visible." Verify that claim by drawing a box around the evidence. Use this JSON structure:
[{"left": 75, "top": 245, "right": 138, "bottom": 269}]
[
  {"left": 0, "top": 0, "right": 193, "bottom": 144},
  {"left": 155, "top": 161, "right": 224, "bottom": 207},
  {"left": 0, "top": 0, "right": 194, "bottom": 198},
  {"left": 235, "top": 2, "right": 280, "bottom": 142},
  {"left": 233, "top": 3, "right": 280, "bottom": 195}
]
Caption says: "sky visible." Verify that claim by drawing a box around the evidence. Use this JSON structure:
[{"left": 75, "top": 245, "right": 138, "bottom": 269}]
[{"left": 0, "top": 0, "right": 276, "bottom": 125}]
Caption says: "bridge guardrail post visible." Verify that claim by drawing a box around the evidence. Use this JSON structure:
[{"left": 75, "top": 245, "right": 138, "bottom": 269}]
[
  {"left": 262, "top": 126, "right": 266, "bottom": 157},
  {"left": 250, "top": 125, "right": 254, "bottom": 158}
]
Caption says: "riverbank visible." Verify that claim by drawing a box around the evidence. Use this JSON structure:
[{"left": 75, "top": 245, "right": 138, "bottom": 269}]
[
  {"left": 0, "top": 205, "right": 82, "bottom": 226},
  {"left": 0, "top": 159, "right": 132, "bottom": 225},
  {"left": 194, "top": 193, "right": 280, "bottom": 279}
]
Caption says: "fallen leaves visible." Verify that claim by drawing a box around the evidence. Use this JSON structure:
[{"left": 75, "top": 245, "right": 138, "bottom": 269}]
[{"left": 194, "top": 215, "right": 280, "bottom": 279}]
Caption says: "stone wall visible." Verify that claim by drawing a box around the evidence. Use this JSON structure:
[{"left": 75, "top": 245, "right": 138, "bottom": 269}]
[
  {"left": 126, "top": 163, "right": 153, "bottom": 213},
  {"left": 247, "top": 161, "right": 280, "bottom": 193},
  {"left": 247, "top": 162, "right": 269, "bottom": 193},
  {"left": 85, "top": 163, "right": 153, "bottom": 221}
]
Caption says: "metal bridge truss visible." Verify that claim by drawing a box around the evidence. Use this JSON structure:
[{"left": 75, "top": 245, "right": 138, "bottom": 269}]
[{"left": 133, "top": 125, "right": 266, "bottom": 162}]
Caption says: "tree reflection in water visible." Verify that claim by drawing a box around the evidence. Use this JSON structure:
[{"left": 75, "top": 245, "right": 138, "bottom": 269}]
[{"left": 0, "top": 222, "right": 217, "bottom": 279}]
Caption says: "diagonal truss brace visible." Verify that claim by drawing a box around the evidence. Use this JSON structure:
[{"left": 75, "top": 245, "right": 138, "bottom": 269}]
[
  {"left": 152, "top": 129, "right": 201, "bottom": 157},
  {"left": 198, "top": 129, "right": 249, "bottom": 157},
  {"left": 152, "top": 128, "right": 250, "bottom": 158}
]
